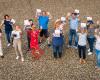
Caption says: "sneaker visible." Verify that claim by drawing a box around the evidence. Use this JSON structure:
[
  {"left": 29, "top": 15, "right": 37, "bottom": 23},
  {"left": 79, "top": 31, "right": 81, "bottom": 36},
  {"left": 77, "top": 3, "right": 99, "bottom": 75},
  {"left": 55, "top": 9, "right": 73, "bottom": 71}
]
[
  {"left": 67, "top": 45, "right": 72, "bottom": 48},
  {"left": 88, "top": 52, "right": 93, "bottom": 55},
  {"left": 1, "top": 55, "right": 4, "bottom": 58},
  {"left": 21, "top": 58, "right": 24, "bottom": 62},
  {"left": 7, "top": 43, "right": 11, "bottom": 47},
  {"left": 88, "top": 48, "right": 90, "bottom": 52},
  {"left": 16, "top": 56, "right": 20, "bottom": 60},
  {"left": 72, "top": 46, "right": 78, "bottom": 49}
]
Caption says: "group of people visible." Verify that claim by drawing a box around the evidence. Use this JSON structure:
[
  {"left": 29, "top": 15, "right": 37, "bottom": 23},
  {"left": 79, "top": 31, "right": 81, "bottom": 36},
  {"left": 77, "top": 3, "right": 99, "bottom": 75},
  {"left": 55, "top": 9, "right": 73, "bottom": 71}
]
[{"left": 0, "top": 9, "right": 100, "bottom": 70}]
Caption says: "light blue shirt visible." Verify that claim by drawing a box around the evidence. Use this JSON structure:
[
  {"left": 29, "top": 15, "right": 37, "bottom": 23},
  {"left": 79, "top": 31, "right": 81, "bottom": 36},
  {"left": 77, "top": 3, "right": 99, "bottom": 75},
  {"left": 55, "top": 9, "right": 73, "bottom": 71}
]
[{"left": 69, "top": 17, "right": 79, "bottom": 30}]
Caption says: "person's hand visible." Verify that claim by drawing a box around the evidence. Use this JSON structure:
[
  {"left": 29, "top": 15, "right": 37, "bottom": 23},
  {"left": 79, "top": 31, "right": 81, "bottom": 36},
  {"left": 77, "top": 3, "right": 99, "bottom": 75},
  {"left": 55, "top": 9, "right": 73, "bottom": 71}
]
[{"left": 96, "top": 20, "right": 100, "bottom": 25}]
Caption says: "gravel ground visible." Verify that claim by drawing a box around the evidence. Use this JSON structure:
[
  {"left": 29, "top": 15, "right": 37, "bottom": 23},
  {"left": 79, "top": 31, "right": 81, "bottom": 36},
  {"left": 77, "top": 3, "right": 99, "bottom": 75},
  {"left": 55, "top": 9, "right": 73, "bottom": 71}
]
[{"left": 0, "top": 0, "right": 100, "bottom": 80}]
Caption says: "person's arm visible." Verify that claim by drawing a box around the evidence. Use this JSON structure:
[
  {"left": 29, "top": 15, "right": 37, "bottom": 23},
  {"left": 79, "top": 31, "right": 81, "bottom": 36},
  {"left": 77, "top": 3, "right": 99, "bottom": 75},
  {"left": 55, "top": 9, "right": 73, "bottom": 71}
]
[
  {"left": 47, "top": 12, "right": 52, "bottom": 20},
  {"left": 0, "top": 20, "right": 4, "bottom": 29}
]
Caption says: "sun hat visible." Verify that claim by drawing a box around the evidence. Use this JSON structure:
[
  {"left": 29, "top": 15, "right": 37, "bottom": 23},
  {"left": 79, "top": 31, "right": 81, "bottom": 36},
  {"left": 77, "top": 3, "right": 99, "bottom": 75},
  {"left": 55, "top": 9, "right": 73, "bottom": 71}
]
[
  {"left": 74, "top": 9, "right": 80, "bottom": 14},
  {"left": 36, "top": 9, "right": 42, "bottom": 13},
  {"left": 61, "top": 17, "right": 66, "bottom": 22}
]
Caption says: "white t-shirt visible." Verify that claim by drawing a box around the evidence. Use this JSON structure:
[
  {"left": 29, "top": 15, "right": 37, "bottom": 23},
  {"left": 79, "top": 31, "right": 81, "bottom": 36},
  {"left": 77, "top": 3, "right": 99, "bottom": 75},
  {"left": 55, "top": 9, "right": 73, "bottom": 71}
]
[
  {"left": 95, "top": 35, "right": 100, "bottom": 50},
  {"left": 12, "top": 30, "right": 22, "bottom": 39},
  {"left": 78, "top": 33, "right": 87, "bottom": 46}
]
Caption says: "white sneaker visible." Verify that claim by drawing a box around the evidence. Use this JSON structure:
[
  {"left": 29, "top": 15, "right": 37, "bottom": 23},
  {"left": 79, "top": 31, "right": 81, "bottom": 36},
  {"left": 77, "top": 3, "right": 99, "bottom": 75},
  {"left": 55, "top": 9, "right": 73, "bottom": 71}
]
[
  {"left": 21, "top": 58, "right": 24, "bottom": 62},
  {"left": 88, "top": 48, "right": 90, "bottom": 52},
  {"left": 7, "top": 43, "right": 11, "bottom": 47},
  {"left": 88, "top": 52, "right": 93, "bottom": 55},
  {"left": 16, "top": 56, "right": 20, "bottom": 60},
  {"left": 72, "top": 46, "right": 78, "bottom": 49},
  {"left": 67, "top": 45, "right": 72, "bottom": 48}
]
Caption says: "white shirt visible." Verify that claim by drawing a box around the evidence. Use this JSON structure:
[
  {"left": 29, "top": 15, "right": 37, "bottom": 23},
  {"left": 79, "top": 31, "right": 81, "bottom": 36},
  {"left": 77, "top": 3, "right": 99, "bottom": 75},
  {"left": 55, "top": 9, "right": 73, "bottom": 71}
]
[
  {"left": 78, "top": 33, "right": 87, "bottom": 46},
  {"left": 95, "top": 35, "right": 100, "bottom": 50},
  {"left": 12, "top": 30, "right": 22, "bottom": 39}
]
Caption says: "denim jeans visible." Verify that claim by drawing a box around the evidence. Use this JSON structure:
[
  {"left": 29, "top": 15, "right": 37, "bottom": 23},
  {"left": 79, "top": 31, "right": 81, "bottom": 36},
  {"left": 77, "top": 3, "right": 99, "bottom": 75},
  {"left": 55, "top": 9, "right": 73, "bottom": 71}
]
[
  {"left": 69, "top": 29, "right": 78, "bottom": 47},
  {"left": 87, "top": 37, "right": 95, "bottom": 52},
  {"left": 5, "top": 31, "right": 12, "bottom": 43},
  {"left": 53, "top": 45, "right": 63, "bottom": 58},
  {"left": 95, "top": 49, "right": 100, "bottom": 67}
]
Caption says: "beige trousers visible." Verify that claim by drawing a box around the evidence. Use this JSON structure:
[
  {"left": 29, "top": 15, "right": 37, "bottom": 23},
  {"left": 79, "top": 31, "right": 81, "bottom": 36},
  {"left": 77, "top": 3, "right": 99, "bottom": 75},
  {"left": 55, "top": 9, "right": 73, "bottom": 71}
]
[
  {"left": 13, "top": 39, "right": 23, "bottom": 58},
  {"left": 0, "top": 38, "right": 3, "bottom": 56}
]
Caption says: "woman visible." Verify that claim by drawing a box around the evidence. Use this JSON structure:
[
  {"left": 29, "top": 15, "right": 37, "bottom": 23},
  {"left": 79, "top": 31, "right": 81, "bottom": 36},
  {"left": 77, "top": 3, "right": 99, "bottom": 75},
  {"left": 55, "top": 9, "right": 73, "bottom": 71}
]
[
  {"left": 12, "top": 26, "right": 24, "bottom": 62},
  {"left": 30, "top": 25, "right": 44, "bottom": 60},
  {"left": 52, "top": 20, "right": 64, "bottom": 58},
  {"left": 0, "top": 15, "right": 15, "bottom": 47}
]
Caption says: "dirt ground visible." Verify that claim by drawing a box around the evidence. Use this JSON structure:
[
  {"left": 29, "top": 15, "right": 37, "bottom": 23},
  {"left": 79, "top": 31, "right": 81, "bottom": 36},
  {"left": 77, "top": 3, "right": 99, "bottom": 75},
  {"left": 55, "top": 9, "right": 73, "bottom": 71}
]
[{"left": 0, "top": 0, "right": 100, "bottom": 80}]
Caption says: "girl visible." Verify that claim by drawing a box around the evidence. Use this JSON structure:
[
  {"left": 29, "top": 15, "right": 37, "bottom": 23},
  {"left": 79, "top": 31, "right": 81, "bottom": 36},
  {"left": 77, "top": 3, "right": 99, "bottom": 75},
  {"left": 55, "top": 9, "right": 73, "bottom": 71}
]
[
  {"left": 12, "top": 26, "right": 24, "bottom": 62},
  {"left": 52, "top": 20, "right": 64, "bottom": 58},
  {"left": 30, "top": 25, "right": 44, "bottom": 60},
  {"left": 77, "top": 23, "right": 87, "bottom": 64},
  {"left": 95, "top": 21, "right": 100, "bottom": 70},
  {"left": 0, "top": 29, "right": 4, "bottom": 58}
]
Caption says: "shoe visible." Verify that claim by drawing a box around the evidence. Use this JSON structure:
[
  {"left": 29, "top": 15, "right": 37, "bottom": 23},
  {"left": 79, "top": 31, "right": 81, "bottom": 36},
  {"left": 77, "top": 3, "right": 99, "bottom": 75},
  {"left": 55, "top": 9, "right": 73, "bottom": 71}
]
[
  {"left": 72, "top": 46, "right": 78, "bottom": 49},
  {"left": 7, "top": 43, "right": 11, "bottom": 47},
  {"left": 83, "top": 59, "right": 86, "bottom": 64},
  {"left": 88, "top": 48, "right": 90, "bottom": 52},
  {"left": 67, "top": 45, "right": 72, "bottom": 48},
  {"left": 48, "top": 44, "right": 51, "bottom": 47},
  {"left": 1, "top": 55, "right": 4, "bottom": 58},
  {"left": 79, "top": 59, "right": 83, "bottom": 64},
  {"left": 16, "top": 56, "right": 20, "bottom": 60},
  {"left": 21, "top": 58, "right": 24, "bottom": 62},
  {"left": 88, "top": 52, "right": 93, "bottom": 55}
]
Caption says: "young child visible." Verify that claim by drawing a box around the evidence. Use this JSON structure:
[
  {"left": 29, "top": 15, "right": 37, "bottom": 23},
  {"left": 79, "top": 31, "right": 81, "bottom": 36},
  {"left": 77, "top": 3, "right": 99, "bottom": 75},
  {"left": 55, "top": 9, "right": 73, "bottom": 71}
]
[
  {"left": 95, "top": 21, "right": 100, "bottom": 70},
  {"left": 77, "top": 23, "right": 87, "bottom": 64},
  {"left": 87, "top": 18, "right": 95, "bottom": 55},
  {"left": 12, "top": 26, "right": 24, "bottom": 62},
  {"left": 52, "top": 20, "right": 64, "bottom": 58},
  {"left": 30, "top": 25, "right": 44, "bottom": 60},
  {"left": 0, "top": 29, "right": 4, "bottom": 58}
]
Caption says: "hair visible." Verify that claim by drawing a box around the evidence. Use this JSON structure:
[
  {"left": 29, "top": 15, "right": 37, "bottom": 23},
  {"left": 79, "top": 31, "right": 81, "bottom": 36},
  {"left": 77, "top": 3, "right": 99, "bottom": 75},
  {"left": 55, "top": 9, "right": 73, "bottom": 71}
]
[
  {"left": 4, "top": 14, "right": 9, "bottom": 19},
  {"left": 54, "top": 20, "right": 61, "bottom": 29}
]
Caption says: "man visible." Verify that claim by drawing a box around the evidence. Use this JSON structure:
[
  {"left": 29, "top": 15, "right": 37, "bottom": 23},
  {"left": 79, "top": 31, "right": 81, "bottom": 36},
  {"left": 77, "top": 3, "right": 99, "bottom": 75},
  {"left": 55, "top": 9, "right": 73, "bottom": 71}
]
[
  {"left": 38, "top": 11, "right": 52, "bottom": 46},
  {"left": 67, "top": 12, "right": 80, "bottom": 49}
]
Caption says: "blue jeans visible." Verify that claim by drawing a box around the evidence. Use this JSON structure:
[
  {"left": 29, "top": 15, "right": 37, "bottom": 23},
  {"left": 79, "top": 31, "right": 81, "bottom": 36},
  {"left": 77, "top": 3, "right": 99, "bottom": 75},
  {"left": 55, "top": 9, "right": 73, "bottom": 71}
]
[
  {"left": 95, "top": 49, "right": 100, "bottom": 67},
  {"left": 53, "top": 45, "right": 63, "bottom": 58},
  {"left": 87, "top": 37, "right": 95, "bottom": 52},
  {"left": 5, "top": 31, "right": 12, "bottom": 43},
  {"left": 69, "top": 29, "right": 78, "bottom": 46}
]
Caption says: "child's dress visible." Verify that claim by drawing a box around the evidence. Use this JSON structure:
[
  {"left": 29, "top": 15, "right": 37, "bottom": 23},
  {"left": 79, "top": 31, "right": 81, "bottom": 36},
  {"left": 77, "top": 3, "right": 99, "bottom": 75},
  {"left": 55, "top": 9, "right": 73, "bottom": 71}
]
[
  {"left": 30, "top": 29, "right": 44, "bottom": 57},
  {"left": 30, "top": 30, "right": 40, "bottom": 50}
]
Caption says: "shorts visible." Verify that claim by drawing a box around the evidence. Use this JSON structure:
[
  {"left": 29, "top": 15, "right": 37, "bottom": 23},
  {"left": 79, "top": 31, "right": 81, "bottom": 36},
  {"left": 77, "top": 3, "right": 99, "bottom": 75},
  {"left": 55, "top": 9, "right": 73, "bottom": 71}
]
[{"left": 40, "top": 29, "right": 49, "bottom": 38}]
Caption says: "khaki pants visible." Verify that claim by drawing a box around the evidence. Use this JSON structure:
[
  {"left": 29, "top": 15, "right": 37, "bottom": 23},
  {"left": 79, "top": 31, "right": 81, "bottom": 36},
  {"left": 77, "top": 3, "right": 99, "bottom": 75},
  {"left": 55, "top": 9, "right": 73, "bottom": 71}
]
[
  {"left": 0, "top": 38, "right": 3, "bottom": 56},
  {"left": 13, "top": 39, "right": 23, "bottom": 58}
]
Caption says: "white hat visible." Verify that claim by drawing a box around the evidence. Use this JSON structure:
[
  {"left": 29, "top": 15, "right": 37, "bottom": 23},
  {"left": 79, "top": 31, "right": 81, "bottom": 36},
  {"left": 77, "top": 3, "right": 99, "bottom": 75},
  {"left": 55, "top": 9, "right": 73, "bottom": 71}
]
[
  {"left": 74, "top": 9, "right": 80, "bottom": 14},
  {"left": 11, "top": 19, "right": 16, "bottom": 24},
  {"left": 24, "top": 19, "right": 30, "bottom": 26},
  {"left": 36, "top": 9, "right": 42, "bottom": 13},
  {"left": 61, "top": 17, "right": 66, "bottom": 22},
  {"left": 81, "top": 23, "right": 86, "bottom": 28},
  {"left": 87, "top": 17, "right": 92, "bottom": 21}
]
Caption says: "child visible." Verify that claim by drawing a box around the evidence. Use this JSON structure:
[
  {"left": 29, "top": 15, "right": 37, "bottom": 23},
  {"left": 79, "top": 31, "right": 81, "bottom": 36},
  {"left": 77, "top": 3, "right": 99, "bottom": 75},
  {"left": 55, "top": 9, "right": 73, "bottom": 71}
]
[
  {"left": 0, "top": 29, "right": 4, "bottom": 58},
  {"left": 87, "top": 18, "right": 95, "bottom": 55},
  {"left": 30, "top": 25, "right": 44, "bottom": 60},
  {"left": 52, "top": 20, "right": 64, "bottom": 58},
  {"left": 77, "top": 23, "right": 87, "bottom": 64},
  {"left": 95, "top": 21, "right": 100, "bottom": 70},
  {"left": 12, "top": 26, "right": 24, "bottom": 62}
]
